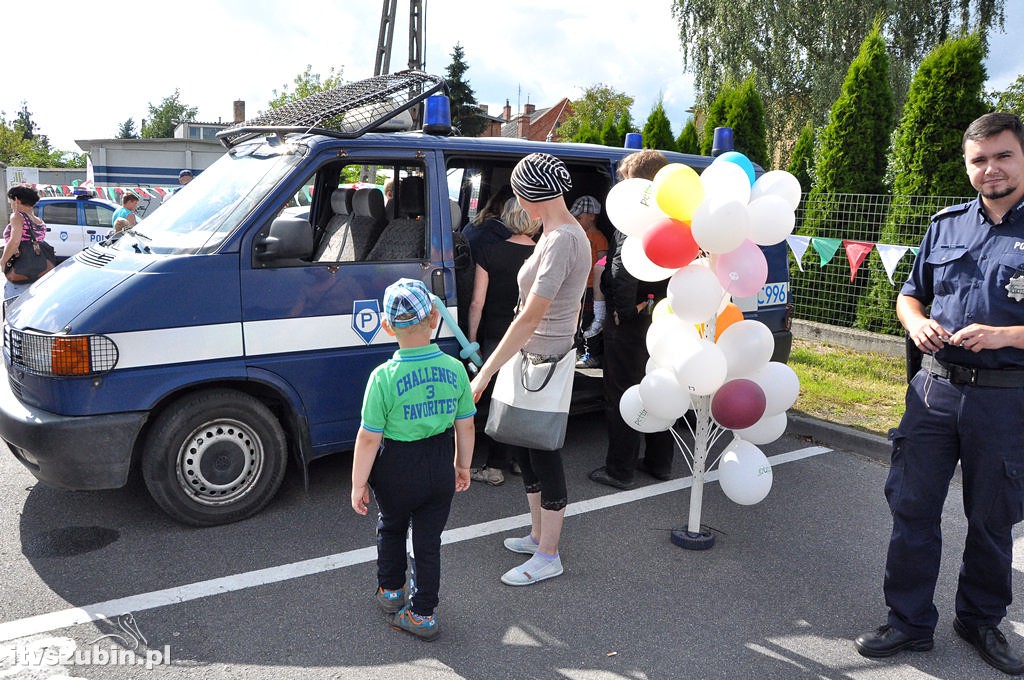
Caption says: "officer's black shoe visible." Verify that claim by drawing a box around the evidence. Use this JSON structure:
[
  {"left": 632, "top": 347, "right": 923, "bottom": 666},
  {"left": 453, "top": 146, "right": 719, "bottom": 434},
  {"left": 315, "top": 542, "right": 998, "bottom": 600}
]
[
  {"left": 953, "top": 617, "right": 1024, "bottom": 675},
  {"left": 854, "top": 624, "right": 934, "bottom": 658}
]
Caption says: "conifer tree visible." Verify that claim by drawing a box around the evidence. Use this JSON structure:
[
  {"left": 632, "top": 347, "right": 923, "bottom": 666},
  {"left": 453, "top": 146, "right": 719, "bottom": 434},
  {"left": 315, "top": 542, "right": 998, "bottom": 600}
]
[
  {"left": 786, "top": 122, "right": 815, "bottom": 192},
  {"left": 676, "top": 118, "right": 700, "bottom": 154},
  {"left": 792, "top": 21, "right": 894, "bottom": 326},
  {"left": 856, "top": 34, "right": 988, "bottom": 333},
  {"left": 725, "top": 78, "right": 769, "bottom": 168},
  {"left": 643, "top": 99, "right": 676, "bottom": 151},
  {"left": 444, "top": 43, "right": 485, "bottom": 137}
]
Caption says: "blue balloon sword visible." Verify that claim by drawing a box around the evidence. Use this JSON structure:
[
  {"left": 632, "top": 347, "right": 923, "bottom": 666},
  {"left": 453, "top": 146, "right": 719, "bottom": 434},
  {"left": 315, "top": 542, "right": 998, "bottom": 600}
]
[{"left": 431, "top": 294, "right": 483, "bottom": 373}]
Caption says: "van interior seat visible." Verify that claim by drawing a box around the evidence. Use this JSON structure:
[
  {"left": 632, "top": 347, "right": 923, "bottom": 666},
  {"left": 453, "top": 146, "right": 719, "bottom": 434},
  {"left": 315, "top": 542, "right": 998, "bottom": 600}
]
[
  {"left": 366, "top": 176, "right": 426, "bottom": 261},
  {"left": 314, "top": 187, "right": 356, "bottom": 261},
  {"left": 336, "top": 187, "right": 386, "bottom": 261}
]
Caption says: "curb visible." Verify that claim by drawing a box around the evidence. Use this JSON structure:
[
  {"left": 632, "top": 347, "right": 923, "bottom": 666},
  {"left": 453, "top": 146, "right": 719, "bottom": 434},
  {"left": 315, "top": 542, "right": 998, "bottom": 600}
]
[{"left": 787, "top": 413, "right": 891, "bottom": 464}]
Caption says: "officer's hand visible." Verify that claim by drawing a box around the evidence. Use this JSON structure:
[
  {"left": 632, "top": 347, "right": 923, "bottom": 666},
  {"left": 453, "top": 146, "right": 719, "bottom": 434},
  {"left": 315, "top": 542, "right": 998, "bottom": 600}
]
[
  {"left": 949, "top": 324, "right": 1010, "bottom": 353},
  {"left": 909, "top": 318, "right": 951, "bottom": 354}
]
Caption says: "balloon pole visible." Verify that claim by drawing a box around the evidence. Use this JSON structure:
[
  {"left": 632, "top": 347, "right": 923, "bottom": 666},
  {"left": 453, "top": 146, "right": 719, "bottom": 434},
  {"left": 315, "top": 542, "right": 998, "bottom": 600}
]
[{"left": 671, "top": 311, "right": 718, "bottom": 550}]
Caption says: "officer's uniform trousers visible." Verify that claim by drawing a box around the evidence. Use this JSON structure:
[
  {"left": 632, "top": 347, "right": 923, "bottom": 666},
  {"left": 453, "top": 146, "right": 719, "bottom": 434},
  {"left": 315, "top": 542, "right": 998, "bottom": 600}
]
[{"left": 885, "top": 369, "right": 1024, "bottom": 638}]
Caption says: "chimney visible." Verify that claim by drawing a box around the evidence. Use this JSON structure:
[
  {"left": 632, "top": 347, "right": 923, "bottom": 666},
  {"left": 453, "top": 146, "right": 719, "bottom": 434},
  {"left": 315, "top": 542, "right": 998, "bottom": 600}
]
[
  {"left": 478, "top": 103, "right": 489, "bottom": 115},
  {"left": 524, "top": 103, "right": 536, "bottom": 115},
  {"left": 503, "top": 99, "right": 512, "bottom": 121},
  {"left": 233, "top": 100, "right": 246, "bottom": 123}
]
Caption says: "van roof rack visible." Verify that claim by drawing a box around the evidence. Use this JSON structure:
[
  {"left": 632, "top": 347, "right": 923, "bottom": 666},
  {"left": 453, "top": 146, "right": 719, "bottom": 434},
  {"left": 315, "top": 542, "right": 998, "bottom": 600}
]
[{"left": 217, "top": 70, "right": 447, "bottom": 149}]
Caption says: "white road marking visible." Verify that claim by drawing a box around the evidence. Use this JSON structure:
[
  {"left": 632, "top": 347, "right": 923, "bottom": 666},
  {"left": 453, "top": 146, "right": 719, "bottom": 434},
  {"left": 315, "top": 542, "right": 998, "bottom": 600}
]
[{"left": 0, "top": 445, "right": 832, "bottom": 642}]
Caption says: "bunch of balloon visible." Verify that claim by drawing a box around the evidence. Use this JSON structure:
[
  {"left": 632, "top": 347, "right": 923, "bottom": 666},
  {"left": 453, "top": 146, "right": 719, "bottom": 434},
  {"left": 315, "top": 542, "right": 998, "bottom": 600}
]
[{"left": 606, "top": 153, "right": 803, "bottom": 550}]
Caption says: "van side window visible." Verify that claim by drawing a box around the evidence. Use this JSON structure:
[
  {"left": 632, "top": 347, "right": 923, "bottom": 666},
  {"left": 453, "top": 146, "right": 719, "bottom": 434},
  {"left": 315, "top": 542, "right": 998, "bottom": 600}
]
[{"left": 42, "top": 202, "right": 77, "bottom": 225}]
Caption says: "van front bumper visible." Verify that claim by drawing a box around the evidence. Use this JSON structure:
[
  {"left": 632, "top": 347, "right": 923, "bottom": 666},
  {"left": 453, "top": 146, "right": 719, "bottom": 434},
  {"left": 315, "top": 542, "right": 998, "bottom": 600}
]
[{"left": 0, "top": 373, "right": 148, "bottom": 490}]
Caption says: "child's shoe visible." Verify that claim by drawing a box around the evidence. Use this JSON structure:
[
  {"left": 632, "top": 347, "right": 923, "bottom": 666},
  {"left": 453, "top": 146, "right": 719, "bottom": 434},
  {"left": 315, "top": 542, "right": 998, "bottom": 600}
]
[
  {"left": 375, "top": 586, "right": 405, "bottom": 614},
  {"left": 391, "top": 605, "right": 440, "bottom": 641}
]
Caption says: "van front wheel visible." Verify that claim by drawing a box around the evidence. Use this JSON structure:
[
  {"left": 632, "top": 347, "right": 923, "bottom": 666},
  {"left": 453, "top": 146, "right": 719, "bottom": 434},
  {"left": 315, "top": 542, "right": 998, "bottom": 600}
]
[{"left": 142, "top": 389, "right": 287, "bottom": 526}]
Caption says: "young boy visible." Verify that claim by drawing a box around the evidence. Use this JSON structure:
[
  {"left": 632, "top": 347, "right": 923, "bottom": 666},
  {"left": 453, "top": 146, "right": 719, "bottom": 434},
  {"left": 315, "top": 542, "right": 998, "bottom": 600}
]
[{"left": 350, "top": 278, "right": 475, "bottom": 641}]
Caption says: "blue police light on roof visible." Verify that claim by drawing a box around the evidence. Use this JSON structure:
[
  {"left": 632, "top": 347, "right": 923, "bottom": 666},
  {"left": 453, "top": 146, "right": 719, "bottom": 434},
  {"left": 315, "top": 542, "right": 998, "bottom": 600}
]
[
  {"left": 624, "top": 132, "right": 642, "bottom": 149},
  {"left": 423, "top": 95, "right": 452, "bottom": 135},
  {"left": 712, "top": 127, "right": 734, "bottom": 157}
]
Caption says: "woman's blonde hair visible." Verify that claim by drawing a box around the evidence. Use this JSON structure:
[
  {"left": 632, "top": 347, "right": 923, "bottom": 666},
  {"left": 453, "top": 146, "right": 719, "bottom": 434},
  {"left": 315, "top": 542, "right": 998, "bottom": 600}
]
[{"left": 500, "top": 198, "right": 541, "bottom": 237}]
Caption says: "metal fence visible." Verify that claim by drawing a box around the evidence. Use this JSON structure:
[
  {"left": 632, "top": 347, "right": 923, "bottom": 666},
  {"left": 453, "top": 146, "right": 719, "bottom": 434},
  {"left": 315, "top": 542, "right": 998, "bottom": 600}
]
[{"left": 789, "top": 192, "right": 973, "bottom": 335}]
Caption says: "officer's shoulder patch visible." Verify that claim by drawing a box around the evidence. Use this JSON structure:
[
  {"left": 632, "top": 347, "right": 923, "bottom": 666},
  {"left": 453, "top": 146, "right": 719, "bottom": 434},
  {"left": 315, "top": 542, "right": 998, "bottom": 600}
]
[{"left": 933, "top": 201, "right": 973, "bottom": 221}]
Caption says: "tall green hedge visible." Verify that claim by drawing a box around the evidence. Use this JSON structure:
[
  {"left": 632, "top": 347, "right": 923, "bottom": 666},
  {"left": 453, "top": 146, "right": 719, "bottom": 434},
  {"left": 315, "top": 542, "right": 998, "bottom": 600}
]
[
  {"left": 855, "top": 34, "right": 988, "bottom": 334},
  {"left": 793, "top": 22, "right": 894, "bottom": 327},
  {"left": 643, "top": 100, "right": 677, "bottom": 151},
  {"left": 787, "top": 122, "right": 815, "bottom": 193},
  {"left": 726, "top": 78, "right": 769, "bottom": 169},
  {"left": 676, "top": 118, "right": 700, "bottom": 154}
]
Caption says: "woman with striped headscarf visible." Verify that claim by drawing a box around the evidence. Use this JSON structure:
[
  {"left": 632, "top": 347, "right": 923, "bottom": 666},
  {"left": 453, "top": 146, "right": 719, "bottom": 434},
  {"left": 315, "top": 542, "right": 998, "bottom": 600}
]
[{"left": 470, "top": 152, "right": 590, "bottom": 586}]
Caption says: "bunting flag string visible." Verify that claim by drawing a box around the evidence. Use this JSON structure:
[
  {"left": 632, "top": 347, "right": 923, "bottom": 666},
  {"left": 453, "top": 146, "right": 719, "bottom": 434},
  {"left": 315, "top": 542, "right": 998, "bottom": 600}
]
[
  {"left": 786, "top": 236, "right": 923, "bottom": 287},
  {"left": 29, "top": 183, "right": 176, "bottom": 202}
]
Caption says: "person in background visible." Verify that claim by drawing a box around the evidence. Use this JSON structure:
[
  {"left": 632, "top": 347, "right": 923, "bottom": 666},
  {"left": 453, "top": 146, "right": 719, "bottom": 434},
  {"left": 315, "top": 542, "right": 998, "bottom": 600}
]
[
  {"left": 178, "top": 169, "right": 193, "bottom": 186},
  {"left": 570, "top": 195, "right": 608, "bottom": 368},
  {"left": 467, "top": 197, "right": 541, "bottom": 486},
  {"left": 113, "top": 217, "right": 130, "bottom": 234},
  {"left": 3, "top": 185, "right": 47, "bottom": 299},
  {"left": 470, "top": 153, "right": 590, "bottom": 586},
  {"left": 462, "top": 185, "right": 515, "bottom": 263},
  {"left": 111, "top": 192, "right": 139, "bottom": 229},
  {"left": 350, "top": 278, "right": 475, "bottom": 641},
  {"left": 854, "top": 112, "right": 1024, "bottom": 676},
  {"left": 589, "top": 149, "right": 676, "bottom": 490}
]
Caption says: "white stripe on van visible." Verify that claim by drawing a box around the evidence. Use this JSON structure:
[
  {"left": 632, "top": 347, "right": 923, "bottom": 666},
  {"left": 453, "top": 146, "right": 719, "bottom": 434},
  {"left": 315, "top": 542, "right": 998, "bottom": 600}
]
[{"left": 102, "top": 309, "right": 458, "bottom": 370}]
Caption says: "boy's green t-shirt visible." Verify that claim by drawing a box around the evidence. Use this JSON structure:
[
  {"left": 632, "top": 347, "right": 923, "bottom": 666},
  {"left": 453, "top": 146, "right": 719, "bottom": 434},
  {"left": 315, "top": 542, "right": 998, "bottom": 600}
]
[{"left": 360, "top": 344, "right": 476, "bottom": 441}]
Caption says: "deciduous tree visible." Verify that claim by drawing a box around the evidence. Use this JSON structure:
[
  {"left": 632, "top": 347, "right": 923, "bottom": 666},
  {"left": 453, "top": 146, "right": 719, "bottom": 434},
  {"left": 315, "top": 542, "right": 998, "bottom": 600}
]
[
  {"left": 557, "top": 84, "right": 633, "bottom": 142},
  {"left": 141, "top": 90, "right": 198, "bottom": 139}
]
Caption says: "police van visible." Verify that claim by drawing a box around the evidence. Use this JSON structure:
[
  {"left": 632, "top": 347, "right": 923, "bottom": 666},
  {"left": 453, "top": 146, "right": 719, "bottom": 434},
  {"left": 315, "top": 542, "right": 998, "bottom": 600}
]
[{"left": 0, "top": 72, "right": 791, "bottom": 526}]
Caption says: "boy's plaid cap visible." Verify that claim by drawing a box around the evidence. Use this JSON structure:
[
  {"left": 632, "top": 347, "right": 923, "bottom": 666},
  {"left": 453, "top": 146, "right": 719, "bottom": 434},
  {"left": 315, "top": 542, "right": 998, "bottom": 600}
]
[
  {"left": 383, "top": 278, "right": 434, "bottom": 328},
  {"left": 570, "top": 195, "right": 602, "bottom": 216}
]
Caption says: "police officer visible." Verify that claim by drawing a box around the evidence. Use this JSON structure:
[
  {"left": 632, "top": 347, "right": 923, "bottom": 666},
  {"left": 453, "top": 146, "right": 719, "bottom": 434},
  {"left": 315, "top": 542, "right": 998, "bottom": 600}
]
[
  {"left": 589, "top": 150, "right": 676, "bottom": 490},
  {"left": 855, "top": 112, "right": 1024, "bottom": 675}
]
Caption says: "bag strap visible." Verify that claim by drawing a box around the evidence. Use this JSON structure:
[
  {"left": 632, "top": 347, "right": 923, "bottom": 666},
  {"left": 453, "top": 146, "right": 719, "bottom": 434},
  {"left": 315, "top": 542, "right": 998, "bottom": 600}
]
[
  {"left": 518, "top": 349, "right": 572, "bottom": 392},
  {"left": 19, "top": 212, "right": 41, "bottom": 243}
]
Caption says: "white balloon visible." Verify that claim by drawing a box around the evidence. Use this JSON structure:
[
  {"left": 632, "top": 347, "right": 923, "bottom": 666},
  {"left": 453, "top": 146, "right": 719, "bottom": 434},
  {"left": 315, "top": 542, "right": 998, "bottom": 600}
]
[
  {"left": 671, "top": 339, "right": 728, "bottom": 395},
  {"left": 747, "top": 195, "right": 796, "bottom": 246},
  {"left": 646, "top": 314, "right": 701, "bottom": 365},
  {"left": 690, "top": 199, "right": 750, "bottom": 254},
  {"left": 735, "top": 412, "right": 788, "bottom": 445},
  {"left": 639, "top": 368, "right": 692, "bottom": 420},
  {"left": 645, "top": 357, "right": 661, "bottom": 374},
  {"left": 700, "top": 161, "right": 752, "bottom": 206},
  {"left": 667, "top": 264, "right": 725, "bottom": 323},
  {"left": 716, "top": 319, "right": 774, "bottom": 379},
  {"left": 750, "top": 170, "right": 802, "bottom": 210},
  {"left": 718, "top": 439, "right": 773, "bottom": 505},
  {"left": 621, "top": 236, "right": 678, "bottom": 282},
  {"left": 619, "top": 384, "right": 674, "bottom": 433},
  {"left": 749, "top": 362, "right": 800, "bottom": 415},
  {"left": 605, "top": 178, "right": 668, "bottom": 238}
]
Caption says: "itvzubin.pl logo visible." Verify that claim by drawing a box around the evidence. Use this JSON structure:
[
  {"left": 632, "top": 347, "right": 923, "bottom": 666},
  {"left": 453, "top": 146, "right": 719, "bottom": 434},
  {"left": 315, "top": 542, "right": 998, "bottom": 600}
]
[{"left": 2, "top": 613, "right": 171, "bottom": 671}]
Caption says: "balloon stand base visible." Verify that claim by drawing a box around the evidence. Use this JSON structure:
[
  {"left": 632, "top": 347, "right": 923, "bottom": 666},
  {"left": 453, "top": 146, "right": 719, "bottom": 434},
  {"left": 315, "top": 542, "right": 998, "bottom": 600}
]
[{"left": 670, "top": 528, "right": 715, "bottom": 551}]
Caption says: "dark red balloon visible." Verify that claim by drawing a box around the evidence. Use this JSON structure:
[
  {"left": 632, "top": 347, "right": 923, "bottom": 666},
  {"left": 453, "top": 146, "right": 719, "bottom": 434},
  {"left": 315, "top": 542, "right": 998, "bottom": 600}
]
[
  {"left": 641, "top": 218, "right": 700, "bottom": 269},
  {"left": 711, "top": 378, "right": 767, "bottom": 430}
]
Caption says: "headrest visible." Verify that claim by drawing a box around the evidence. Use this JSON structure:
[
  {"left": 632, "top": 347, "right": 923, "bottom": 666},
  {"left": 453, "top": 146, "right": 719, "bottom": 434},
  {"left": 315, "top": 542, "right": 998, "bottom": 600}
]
[
  {"left": 331, "top": 187, "right": 354, "bottom": 214},
  {"left": 352, "top": 187, "right": 385, "bottom": 221},
  {"left": 398, "top": 176, "right": 425, "bottom": 217},
  {"left": 449, "top": 199, "right": 462, "bottom": 230}
]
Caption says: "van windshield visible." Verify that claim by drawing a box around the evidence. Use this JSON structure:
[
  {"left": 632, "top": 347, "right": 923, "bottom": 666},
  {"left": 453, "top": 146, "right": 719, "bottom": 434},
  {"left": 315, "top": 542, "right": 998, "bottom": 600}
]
[{"left": 112, "top": 139, "right": 305, "bottom": 255}]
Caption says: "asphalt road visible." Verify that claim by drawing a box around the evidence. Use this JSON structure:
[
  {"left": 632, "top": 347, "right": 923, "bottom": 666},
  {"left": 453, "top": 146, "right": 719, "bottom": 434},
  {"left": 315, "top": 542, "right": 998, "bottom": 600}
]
[{"left": 0, "top": 409, "right": 1021, "bottom": 679}]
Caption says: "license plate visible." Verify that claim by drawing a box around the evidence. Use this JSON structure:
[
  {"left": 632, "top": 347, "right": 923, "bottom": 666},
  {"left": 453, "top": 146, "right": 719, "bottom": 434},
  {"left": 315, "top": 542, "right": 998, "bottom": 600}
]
[{"left": 734, "top": 282, "right": 789, "bottom": 313}]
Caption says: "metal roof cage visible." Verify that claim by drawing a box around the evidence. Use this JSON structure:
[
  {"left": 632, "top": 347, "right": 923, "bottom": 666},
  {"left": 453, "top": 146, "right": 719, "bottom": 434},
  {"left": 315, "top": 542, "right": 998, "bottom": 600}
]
[{"left": 217, "top": 70, "right": 447, "bottom": 149}]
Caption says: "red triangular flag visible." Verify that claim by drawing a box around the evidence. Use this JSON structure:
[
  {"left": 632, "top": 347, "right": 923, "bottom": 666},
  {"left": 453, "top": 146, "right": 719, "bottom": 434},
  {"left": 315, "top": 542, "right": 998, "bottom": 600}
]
[{"left": 843, "top": 240, "right": 874, "bottom": 282}]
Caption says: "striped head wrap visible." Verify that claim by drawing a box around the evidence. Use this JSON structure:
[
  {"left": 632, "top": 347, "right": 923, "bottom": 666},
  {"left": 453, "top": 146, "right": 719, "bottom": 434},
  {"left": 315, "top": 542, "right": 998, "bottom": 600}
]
[{"left": 510, "top": 153, "right": 572, "bottom": 202}]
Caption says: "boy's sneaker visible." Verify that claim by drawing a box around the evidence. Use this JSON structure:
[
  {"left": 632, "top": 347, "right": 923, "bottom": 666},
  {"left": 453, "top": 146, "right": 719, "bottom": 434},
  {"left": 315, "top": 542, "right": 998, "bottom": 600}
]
[
  {"left": 391, "top": 605, "right": 440, "bottom": 641},
  {"left": 501, "top": 553, "right": 563, "bottom": 586},
  {"left": 503, "top": 534, "right": 539, "bottom": 554},
  {"left": 576, "top": 353, "right": 601, "bottom": 369},
  {"left": 375, "top": 586, "right": 405, "bottom": 614}
]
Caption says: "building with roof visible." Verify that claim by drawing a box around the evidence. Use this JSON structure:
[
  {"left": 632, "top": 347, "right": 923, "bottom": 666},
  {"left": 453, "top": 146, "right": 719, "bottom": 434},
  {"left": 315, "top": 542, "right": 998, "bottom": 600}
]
[{"left": 477, "top": 98, "right": 574, "bottom": 142}]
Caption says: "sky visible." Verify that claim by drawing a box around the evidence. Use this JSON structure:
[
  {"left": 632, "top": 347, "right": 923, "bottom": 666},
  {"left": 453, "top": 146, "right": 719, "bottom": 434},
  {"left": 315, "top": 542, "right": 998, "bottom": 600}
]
[{"left": 5, "top": 0, "right": 1023, "bottom": 155}]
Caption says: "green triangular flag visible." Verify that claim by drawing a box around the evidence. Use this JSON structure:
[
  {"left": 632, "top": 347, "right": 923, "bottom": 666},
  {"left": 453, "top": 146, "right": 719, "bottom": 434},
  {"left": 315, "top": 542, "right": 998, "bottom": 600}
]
[{"left": 811, "top": 237, "right": 842, "bottom": 266}]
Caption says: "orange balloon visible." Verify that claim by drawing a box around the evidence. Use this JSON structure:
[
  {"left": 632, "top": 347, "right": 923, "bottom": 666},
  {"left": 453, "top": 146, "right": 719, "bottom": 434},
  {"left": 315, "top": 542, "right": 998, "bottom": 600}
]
[{"left": 714, "top": 303, "right": 744, "bottom": 341}]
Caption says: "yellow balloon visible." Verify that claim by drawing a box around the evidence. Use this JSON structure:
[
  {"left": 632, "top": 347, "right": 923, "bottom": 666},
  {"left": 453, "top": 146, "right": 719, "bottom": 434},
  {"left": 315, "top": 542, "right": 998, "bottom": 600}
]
[
  {"left": 652, "top": 297, "right": 673, "bottom": 321},
  {"left": 653, "top": 163, "right": 705, "bottom": 222}
]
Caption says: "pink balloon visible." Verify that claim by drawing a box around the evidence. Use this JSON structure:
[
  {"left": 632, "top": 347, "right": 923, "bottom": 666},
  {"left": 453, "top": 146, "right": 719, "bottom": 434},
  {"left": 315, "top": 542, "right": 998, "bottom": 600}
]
[
  {"left": 711, "top": 378, "right": 766, "bottom": 430},
  {"left": 714, "top": 240, "right": 768, "bottom": 297}
]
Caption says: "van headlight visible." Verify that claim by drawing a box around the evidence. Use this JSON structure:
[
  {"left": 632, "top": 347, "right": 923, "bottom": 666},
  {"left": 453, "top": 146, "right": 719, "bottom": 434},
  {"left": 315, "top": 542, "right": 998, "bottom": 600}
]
[{"left": 6, "top": 328, "right": 118, "bottom": 377}]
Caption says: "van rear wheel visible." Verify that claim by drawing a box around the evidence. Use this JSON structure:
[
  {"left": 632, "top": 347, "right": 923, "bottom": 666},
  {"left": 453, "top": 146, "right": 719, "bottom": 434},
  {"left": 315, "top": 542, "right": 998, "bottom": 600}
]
[{"left": 142, "top": 389, "right": 287, "bottom": 526}]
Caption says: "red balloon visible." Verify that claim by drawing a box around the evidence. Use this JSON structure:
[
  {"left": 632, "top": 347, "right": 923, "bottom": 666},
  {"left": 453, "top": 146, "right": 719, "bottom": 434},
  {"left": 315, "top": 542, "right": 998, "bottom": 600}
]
[
  {"left": 711, "top": 379, "right": 766, "bottom": 430},
  {"left": 641, "top": 218, "right": 700, "bottom": 269}
]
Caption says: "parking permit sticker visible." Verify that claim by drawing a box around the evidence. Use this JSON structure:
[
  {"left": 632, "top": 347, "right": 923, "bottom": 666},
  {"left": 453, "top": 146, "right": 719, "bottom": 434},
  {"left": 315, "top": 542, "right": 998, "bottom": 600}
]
[{"left": 352, "top": 299, "right": 382, "bottom": 345}]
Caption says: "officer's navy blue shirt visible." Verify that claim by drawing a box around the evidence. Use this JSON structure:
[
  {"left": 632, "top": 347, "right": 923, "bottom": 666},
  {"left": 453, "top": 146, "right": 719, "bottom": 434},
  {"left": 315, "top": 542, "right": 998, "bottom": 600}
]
[{"left": 902, "top": 195, "right": 1024, "bottom": 369}]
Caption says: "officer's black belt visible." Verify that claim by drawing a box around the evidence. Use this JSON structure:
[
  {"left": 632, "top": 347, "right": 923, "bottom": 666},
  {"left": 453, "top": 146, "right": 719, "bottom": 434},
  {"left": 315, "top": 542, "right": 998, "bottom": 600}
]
[{"left": 922, "top": 355, "right": 1024, "bottom": 388}]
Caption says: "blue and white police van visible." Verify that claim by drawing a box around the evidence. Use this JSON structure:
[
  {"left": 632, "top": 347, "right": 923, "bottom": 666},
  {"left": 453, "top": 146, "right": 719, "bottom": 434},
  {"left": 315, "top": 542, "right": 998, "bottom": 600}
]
[{"left": 0, "top": 72, "right": 791, "bottom": 525}]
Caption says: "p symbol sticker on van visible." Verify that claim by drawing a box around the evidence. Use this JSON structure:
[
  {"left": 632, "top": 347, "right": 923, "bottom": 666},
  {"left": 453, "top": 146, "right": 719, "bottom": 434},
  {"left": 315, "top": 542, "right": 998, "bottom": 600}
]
[{"left": 352, "top": 299, "right": 382, "bottom": 345}]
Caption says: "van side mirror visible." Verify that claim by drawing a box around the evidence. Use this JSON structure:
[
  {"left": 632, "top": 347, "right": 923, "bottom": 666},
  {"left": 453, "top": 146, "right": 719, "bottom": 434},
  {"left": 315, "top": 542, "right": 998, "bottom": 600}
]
[{"left": 255, "top": 214, "right": 313, "bottom": 262}]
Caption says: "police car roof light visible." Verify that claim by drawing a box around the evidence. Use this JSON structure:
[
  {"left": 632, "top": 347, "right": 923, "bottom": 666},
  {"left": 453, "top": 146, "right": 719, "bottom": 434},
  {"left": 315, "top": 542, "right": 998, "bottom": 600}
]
[{"left": 423, "top": 95, "right": 452, "bottom": 135}]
